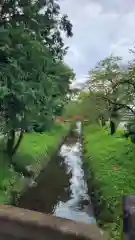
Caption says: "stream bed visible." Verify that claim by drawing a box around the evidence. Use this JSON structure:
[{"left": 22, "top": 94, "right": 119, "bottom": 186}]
[{"left": 17, "top": 122, "right": 96, "bottom": 225}]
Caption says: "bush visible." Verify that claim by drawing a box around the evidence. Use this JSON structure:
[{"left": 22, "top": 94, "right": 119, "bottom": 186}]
[{"left": 83, "top": 124, "right": 135, "bottom": 239}]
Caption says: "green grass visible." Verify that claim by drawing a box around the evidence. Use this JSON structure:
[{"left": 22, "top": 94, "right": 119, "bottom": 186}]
[
  {"left": 0, "top": 123, "right": 70, "bottom": 204},
  {"left": 83, "top": 124, "right": 135, "bottom": 239}
]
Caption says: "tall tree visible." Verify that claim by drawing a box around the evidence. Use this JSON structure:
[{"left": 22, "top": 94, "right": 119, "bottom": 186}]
[
  {"left": 0, "top": 0, "right": 74, "bottom": 175},
  {"left": 78, "top": 91, "right": 109, "bottom": 125},
  {"left": 87, "top": 55, "right": 131, "bottom": 134}
]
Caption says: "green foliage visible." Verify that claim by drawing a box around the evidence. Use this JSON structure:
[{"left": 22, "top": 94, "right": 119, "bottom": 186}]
[
  {"left": 84, "top": 124, "right": 135, "bottom": 239},
  {"left": 63, "top": 90, "right": 109, "bottom": 125},
  {"left": 79, "top": 91, "right": 109, "bottom": 123},
  {"left": 0, "top": 0, "right": 73, "bottom": 59},
  {"left": 86, "top": 55, "right": 134, "bottom": 134},
  {"left": 63, "top": 100, "right": 81, "bottom": 118},
  {"left": 125, "top": 118, "right": 135, "bottom": 134},
  {"left": 0, "top": 25, "right": 74, "bottom": 132},
  {"left": 0, "top": 0, "right": 74, "bottom": 157},
  {"left": 0, "top": 123, "right": 70, "bottom": 204}
]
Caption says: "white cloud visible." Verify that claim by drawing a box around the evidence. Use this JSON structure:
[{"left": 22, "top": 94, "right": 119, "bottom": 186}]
[
  {"left": 110, "top": 38, "right": 134, "bottom": 60},
  {"left": 70, "top": 74, "right": 89, "bottom": 89},
  {"left": 60, "top": 0, "right": 135, "bottom": 84}
]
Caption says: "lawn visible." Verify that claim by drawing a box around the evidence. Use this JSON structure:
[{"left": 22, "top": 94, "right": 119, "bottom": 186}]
[
  {"left": 83, "top": 124, "right": 135, "bottom": 240},
  {"left": 0, "top": 123, "right": 70, "bottom": 204}
]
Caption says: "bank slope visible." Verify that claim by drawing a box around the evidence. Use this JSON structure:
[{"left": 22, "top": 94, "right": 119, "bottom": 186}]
[
  {"left": 83, "top": 124, "right": 135, "bottom": 240},
  {"left": 0, "top": 123, "right": 70, "bottom": 204}
]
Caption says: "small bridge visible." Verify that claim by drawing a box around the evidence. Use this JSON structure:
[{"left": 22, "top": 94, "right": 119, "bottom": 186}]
[
  {"left": 55, "top": 116, "right": 89, "bottom": 123},
  {"left": 0, "top": 205, "right": 107, "bottom": 240}
]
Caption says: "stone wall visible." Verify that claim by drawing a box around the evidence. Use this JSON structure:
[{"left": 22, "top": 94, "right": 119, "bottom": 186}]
[{"left": 0, "top": 205, "right": 107, "bottom": 240}]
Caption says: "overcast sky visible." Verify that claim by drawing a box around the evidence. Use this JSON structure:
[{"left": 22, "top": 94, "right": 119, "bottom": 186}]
[{"left": 60, "top": 0, "right": 135, "bottom": 87}]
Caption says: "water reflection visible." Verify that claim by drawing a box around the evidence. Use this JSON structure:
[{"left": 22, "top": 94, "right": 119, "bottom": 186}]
[
  {"left": 17, "top": 154, "right": 71, "bottom": 213},
  {"left": 17, "top": 122, "right": 96, "bottom": 224}
]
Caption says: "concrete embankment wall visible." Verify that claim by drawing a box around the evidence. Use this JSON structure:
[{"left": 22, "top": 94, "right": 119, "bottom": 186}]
[{"left": 0, "top": 205, "right": 107, "bottom": 240}]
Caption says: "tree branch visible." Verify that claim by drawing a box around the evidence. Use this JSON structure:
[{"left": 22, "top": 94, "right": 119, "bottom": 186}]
[
  {"left": 103, "top": 96, "right": 135, "bottom": 115},
  {"left": 113, "top": 79, "right": 135, "bottom": 91}
]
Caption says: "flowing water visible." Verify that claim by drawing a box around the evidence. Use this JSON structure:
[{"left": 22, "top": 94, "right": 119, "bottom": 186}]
[{"left": 17, "top": 122, "right": 96, "bottom": 224}]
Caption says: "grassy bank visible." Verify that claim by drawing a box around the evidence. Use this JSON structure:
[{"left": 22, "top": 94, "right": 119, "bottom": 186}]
[
  {"left": 83, "top": 124, "right": 135, "bottom": 239},
  {"left": 0, "top": 123, "right": 70, "bottom": 204}
]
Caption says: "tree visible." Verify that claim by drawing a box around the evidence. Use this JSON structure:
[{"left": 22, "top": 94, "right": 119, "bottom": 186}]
[
  {"left": 0, "top": 0, "right": 73, "bottom": 59},
  {"left": 62, "top": 90, "right": 108, "bottom": 125},
  {"left": 47, "top": 62, "right": 75, "bottom": 116},
  {"left": 62, "top": 100, "right": 80, "bottom": 119},
  {"left": 0, "top": 1, "right": 74, "bottom": 175},
  {"left": 0, "top": 26, "right": 74, "bottom": 153},
  {"left": 87, "top": 55, "right": 132, "bottom": 134}
]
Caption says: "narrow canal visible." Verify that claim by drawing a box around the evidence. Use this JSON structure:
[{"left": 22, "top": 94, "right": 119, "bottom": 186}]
[{"left": 17, "top": 122, "right": 96, "bottom": 224}]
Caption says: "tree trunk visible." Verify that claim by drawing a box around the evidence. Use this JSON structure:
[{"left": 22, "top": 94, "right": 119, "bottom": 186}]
[
  {"left": 12, "top": 129, "right": 24, "bottom": 156},
  {"left": 6, "top": 129, "right": 15, "bottom": 158},
  {"left": 110, "top": 120, "right": 116, "bottom": 135},
  {"left": 6, "top": 129, "right": 33, "bottom": 177}
]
